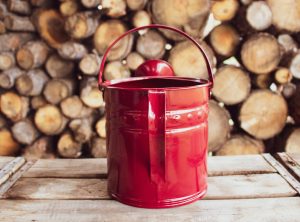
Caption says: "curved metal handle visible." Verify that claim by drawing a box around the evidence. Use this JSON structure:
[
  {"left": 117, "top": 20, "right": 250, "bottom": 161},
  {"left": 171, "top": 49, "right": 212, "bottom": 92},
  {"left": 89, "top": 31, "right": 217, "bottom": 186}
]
[{"left": 98, "top": 24, "right": 214, "bottom": 89}]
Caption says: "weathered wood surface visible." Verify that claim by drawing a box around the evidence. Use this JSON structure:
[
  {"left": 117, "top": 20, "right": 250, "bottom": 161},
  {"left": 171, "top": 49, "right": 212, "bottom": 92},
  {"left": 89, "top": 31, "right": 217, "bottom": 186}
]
[
  {"left": 23, "top": 155, "right": 275, "bottom": 178},
  {"left": 1, "top": 198, "right": 300, "bottom": 222},
  {"left": 0, "top": 157, "right": 25, "bottom": 186},
  {"left": 277, "top": 153, "right": 300, "bottom": 182},
  {"left": 0, "top": 157, "right": 14, "bottom": 169}
]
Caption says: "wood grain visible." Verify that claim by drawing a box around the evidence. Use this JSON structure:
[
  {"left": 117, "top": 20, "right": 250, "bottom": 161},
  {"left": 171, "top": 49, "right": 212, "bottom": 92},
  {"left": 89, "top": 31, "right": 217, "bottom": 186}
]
[
  {"left": 1, "top": 198, "right": 300, "bottom": 222},
  {"left": 4, "top": 173, "right": 296, "bottom": 200},
  {"left": 0, "top": 157, "right": 14, "bottom": 169}
]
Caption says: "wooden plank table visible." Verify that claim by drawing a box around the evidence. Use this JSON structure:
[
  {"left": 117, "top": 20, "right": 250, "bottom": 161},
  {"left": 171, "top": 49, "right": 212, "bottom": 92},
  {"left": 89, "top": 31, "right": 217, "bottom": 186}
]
[{"left": 1, "top": 154, "right": 300, "bottom": 222}]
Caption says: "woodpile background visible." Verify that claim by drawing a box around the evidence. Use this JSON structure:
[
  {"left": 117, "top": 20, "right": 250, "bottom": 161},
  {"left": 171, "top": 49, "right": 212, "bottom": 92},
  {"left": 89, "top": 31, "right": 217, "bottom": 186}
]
[{"left": 0, "top": 0, "right": 300, "bottom": 158}]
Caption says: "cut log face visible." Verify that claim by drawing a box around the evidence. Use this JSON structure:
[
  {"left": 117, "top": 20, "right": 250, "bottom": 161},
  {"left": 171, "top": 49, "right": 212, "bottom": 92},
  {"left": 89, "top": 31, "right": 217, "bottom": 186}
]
[
  {"left": 277, "top": 34, "right": 298, "bottom": 54},
  {"left": 0, "top": 20, "right": 6, "bottom": 34},
  {"left": 208, "top": 100, "right": 231, "bottom": 152},
  {"left": 95, "top": 117, "right": 106, "bottom": 138},
  {"left": 209, "top": 24, "right": 240, "bottom": 57},
  {"left": 0, "top": 67, "right": 25, "bottom": 89},
  {"left": 126, "top": 0, "right": 147, "bottom": 10},
  {"left": 80, "top": 78, "right": 104, "bottom": 108},
  {"left": 103, "top": 61, "right": 130, "bottom": 80},
  {"left": 151, "top": 0, "right": 210, "bottom": 40},
  {"left": 241, "top": 33, "right": 281, "bottom": 74},
  {"left": 46, "top": 54, "right": 74, "bottom": 78},
  {"left": 65, "top": 11, "right": 99, "bottom": 39},
  {"left": 252, "top": 74, "right": 272, "bottom": 89},
  {"left": 285, "top": 128, "right": 300, "bottom": 154},
  {"left": 81, "top": 0, "right": 101, "bottom": 8},
  {"left": 43, "top": 79, "right": 75, "bottom": 105},
  {"left": 0, "top": 128, "right": 20, "bottom": 156},
  {"left": 31, "top": 96, "right": 48, "bottom": 110},
  {"left": 69, "top": 118, "right": 92, "bottom": 143},
  {"left": 101, "top": 0, "right": 127, "bottom": 18},
  {"left": 23, "top": 137, "right": 56, "bottom": 160},
  {"left": 60, "top": 96, "right": 93, "bottom": 119},
  {"left": 0, "top": 33, "right": 35, "bottom": 52},
  {"left": 60, "top": 0, "right": 79, "bottom": 17},
  {"left": 212, "top": 65, "right": 251, "bottom": 105},
  {"left": 57, "top": 132, "right": 82, "bottom": 158},
  {"left": 212, "top": 0, "right": 239, "bottom": 21},
  {"left": 93, "top": 20, "right": 133, "bottom": 61},
  {"left": 12, "top": 119, "right": 39, "bottom": 145},
  {"left": 16, "top": 41, "right": 50, "bottom": 70},
  {"left": 35, "top": 105, "right": 67, "bottom": 136},
  {"left": 267, "top": 0, "right": 300, "bottom": 32},
  {"left": 16, "top": 69, "right": 49, "bottom": 96},
  {"left": 132, "top": 10, "right": 151, "bottom": 28},
  {"left": 275, "top": 67, "right": 292, "bottom": 85},
  {"left": 168, "top": 40, "right": 216, "bottom": 79},
  {"left": 290, "top": 53, "right": 300, "bottom": 79},
  {"left": 239, "top": 90, "right": 288, "bottom": 139},
  {"left": 0, "top": 52, "right": 15, "bottom": 71},
  {"left": 35, "top": 9, "right": 70, "bottom": 49},
  {"left": 136, "top": 30, "right": 166, "bottom": 59},
  {"left": 90, "top": 136, "right": 106, "bottom": 158},
  {"left": 79, "top": 53, "right": 101, "bottom": 76},
  {"left": 246, "top": 1, "right": 272, "bottom": 31},
  {"left": 0, "top": 92, "right": 29, "bottom": 122},
  {"left": 216, "top": 135, "right": 265, "bottom": 156},
  {"left": 126, "top": 52, "right": 144, "bottom": 70}
]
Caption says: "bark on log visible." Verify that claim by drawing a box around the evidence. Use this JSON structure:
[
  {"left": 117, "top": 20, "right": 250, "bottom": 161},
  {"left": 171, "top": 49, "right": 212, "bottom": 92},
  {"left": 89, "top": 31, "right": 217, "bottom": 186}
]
[
  {"left": 60, "top": 96, "right": 93, "bottom": 119},
  {"left": 0, "top": 33, "right": 35, "bottom": 52},
  {"left": 252, "top": 73, "right": 273, "bottom": 89},
  {"left": 126, "top": 0, "right": 147, "bottom": 10},
  {"left": 281, "top": 83, "right": 296, "bottom": 99},
  {"left": 132, "top": 10, "right": 151, "bottom": 28},
  {"left": 0, "top": 20, "right": 6, "bottom": 34},
  {"left": 103, "top": 61, "right": 130, "bottom": 80},
  {"left": 288, "top": 84, "right": 300, "bottom": 125},
  {"left": 80, "top": 77, "right": 104, "bottom": 108},
  {"left": 267, "top": 0, "right": 300, "bottom": 32},
  {"left": 168, "top": 40, "right": 216, "bottom": 79},
  {"left": 95, "top": 117, "right": 106, "bottom": 138},
  {"left": 16, "top": 69, "right": 49, "bottom": 96},
  {"left": 0, "top": 114, "right": 7, "bottom": 129},
  {"left": 151, "top": 0, "right": 210, "bottom": 40},
  {"left": 30, "top": 0, "right": 54, "bottom": 7},
  {"left": 136, "top": 30, "right": 166, "bottom": 59},
  {"left": 0, "top": 52, "right": 15, "bottom": 71},
  {"left": 101, "top": 0, "right": 126, "bottom": 18},
  {"left": 0, "top": 92, "right": 29, "bottom": 122},
  {"left": 34, "top": 9, "right": 70, "bottom": 49},
  {"left": 69, "top": 118, "right": 93, "bottom": 143},
  {"left": 212, "top": 65, "right": 251, "bottom": 105},
  {"left": 208, "top": 100, "right": 231, "bottom": 152},
  {"left": 43, "top": 79, "right": 75, "bottom": 104},
  {"left": 4, "top": 14, "right": 35, "bottom": 32},
  {"left": 31, "top": 96, "right": 47, "bottom": 110},
  {"left": 65, "top": 11, "right": 99, "bottom": 39},
  {"left": 12, "top": 119, "right": 39, "bottom": 145},
  {"left": 58, "top": 41, "right": 88, "bottom": 60},
  {"left": 23, "top": 137, "right": 56, "bottom": 159},
  {"left": 90, "top": 136, "right": 106, "bottom": 158},
  {"left": 285, "top": 128, "right": 300, "bottom": 154},
  {"left": 93, "top": 20, "right": 133, "bottom": 61},
  {"left": 212, "top": 0, "right": 239, "bottom": 21},
  {"left": 79, "top": 53, "right": 101, "bottom": 76},
  {"left": 239, "top": 90, "right": 288, "bottom": 139},
  {"left": 0, "top": 128, "right": 20, "bottom": 156},
  {"left": 246, "top": 1, "right": 272, "bottom": 31},
  {"left": 46, "top": 54, "right": 74, "bottom": 78},
  {"left": 59, "top": 0, "right": 79, "bottom": 17},
  {"left": 7, "top": 0, "right": 31, "bottom": 15},
  {"left": 57, "top": 132, "right": 82, "bottom": 158},
  {"left": 16, "top": 41, "right": 50, "bottom": 70},
  {"left": 277, "top": 34, "right": 298, "bottom": 54},
  {"left": 34, "top": 104, "right": 68, "bottom": 135},
  {"left": 81, "top": 0, "right": 101, "bottom": 8},
  {"left": 215, "top": 135, "right": 265, "bottom": 156},
  {"left": 209, "top": 24, "right": 240, "bottom": 57},
  {"left": 126, "top": 52, "right": 144, "bottom": 70},
  {"left": 241, "top": 33, "right": 281, "bottom": 74},
  {"left": 0, "top": 0, "right": 7, "bottom": 19},
  {"left": 0, "top": 67, "right": 25, "bottom": 89}
]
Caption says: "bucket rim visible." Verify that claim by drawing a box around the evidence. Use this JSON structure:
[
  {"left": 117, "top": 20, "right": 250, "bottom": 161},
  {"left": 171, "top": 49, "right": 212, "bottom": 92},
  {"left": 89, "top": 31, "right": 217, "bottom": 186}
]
[{"left": 99, "top": 76, "right": 212, "bottom": 91}]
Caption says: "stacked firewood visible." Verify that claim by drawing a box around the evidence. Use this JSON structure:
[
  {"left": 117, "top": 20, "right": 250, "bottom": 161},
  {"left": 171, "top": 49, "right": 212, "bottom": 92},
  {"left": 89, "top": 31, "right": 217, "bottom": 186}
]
[{"left": 0, "top": 0, "right": 299, "bottom": 158}]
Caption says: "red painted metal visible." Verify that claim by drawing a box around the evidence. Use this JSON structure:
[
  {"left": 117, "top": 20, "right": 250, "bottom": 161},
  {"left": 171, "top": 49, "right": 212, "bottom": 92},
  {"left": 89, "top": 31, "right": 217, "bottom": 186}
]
[
  {"left": 98, "top": 24, "right": 213, "bottom": 208},
  {"left": 135, "top": 60, "right": 175, "bottom": 77}
]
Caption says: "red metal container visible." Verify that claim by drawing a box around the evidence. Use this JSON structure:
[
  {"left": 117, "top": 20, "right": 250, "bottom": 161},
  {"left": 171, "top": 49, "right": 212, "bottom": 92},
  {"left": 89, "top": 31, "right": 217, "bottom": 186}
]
[{"left": 98, "top": 25, "right": 214, "bottom": 208}]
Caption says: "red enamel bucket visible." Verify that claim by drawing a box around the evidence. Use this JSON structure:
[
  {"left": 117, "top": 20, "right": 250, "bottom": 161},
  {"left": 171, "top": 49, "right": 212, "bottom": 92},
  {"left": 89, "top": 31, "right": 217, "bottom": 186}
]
[{"left": 98, "top": 24, "right": 214, "bottom": 208}]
